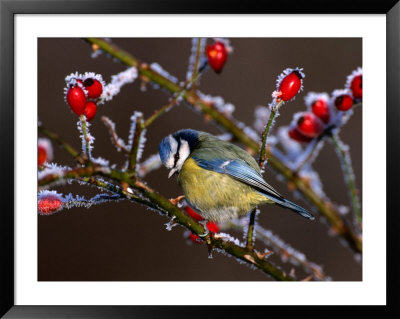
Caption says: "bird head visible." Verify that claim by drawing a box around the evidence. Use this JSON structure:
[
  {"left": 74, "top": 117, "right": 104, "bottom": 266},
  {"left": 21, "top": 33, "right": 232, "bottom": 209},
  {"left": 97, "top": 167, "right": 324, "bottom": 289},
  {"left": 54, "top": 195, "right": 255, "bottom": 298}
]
[{"left": 158, "top": 129, "right": 199, "bottom": 178}]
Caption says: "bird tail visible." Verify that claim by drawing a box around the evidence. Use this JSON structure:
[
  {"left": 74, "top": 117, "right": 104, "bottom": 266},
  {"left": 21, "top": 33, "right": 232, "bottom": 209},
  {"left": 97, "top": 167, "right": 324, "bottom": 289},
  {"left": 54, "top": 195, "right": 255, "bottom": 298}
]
[{"left": 267, "top": 195, "right": 315, "bottom": 220}]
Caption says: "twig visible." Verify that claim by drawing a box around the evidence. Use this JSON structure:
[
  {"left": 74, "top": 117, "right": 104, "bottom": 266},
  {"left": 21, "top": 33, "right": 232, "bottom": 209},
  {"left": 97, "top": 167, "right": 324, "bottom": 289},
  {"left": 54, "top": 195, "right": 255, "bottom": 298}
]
[
  {"left": 246, "top": 101, "right": 282, "bottom": 250},
  {"left": 38, "top": 125, "right": 84, "bottom": 164},
  {"left": 128, "top": 113, "right": 144, "bottom": 173},
  {"left": 329, "top": 132, "right": 362, "bottom": 231},
  {"left": 227, "top": 219, "right": 329, "bottom": 281},
  {"left": 79, "top": 115, "right": 91, "bottom": 159},
  {"left": 143, "top": 64, "right": 204, "bottom": 128},
  {"left": 101, "top": 116, "right": 129, "bottom": 153}
]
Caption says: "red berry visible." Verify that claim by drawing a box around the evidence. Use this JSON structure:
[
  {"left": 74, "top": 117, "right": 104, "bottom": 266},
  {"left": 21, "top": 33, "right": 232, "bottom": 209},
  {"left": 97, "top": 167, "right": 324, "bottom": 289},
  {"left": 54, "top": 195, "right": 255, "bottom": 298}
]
[
  {"left": 188, "top": 232, "right": 202, "bottom": 244},
  {"left": 206, "top": 221, "right": 219, "bottom": 233},
  {"left": 185, "top": 206, "right": 204, "bottom": 221},
  {"left": 206, "top": 42, "right": 228, "bottom": 73},
  {"left": 84, "top": 101, "right": 97, "bottom": 121},
  {"left": 296, "top": 113, "right": 325, "bottom": 138},
  {"left": 288, "top": 128, "right": 313, "bottom": 143},
  {"left": 279, "top": 71, "right": 303, "bottom": 101},
  {"left": 83, "top": 78, "right": 103, "bottom": 99},
  {"left": 334, "top": 94, "right": 354, "bottom": 111},
  {"left": 38, "top": 145, "right": 47, "bottom": 165},
  {"left": 67, "top": 86, "right": 87, "bottom": 115},
  {"left": 350, "top": 75, "right": 362, "bottom": 100},
  {"left": 311, "top": 99, "right": 330, "bottom": 124},
  {"left": 38, "top": 196, "right": 63, "bottom": 215}
]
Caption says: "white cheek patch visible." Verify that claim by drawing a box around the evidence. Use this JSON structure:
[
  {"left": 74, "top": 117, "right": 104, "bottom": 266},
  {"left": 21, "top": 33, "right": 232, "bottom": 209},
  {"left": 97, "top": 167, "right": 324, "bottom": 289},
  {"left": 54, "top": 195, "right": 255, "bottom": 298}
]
[
  {"left": 175, "top": 139, "right": 190, "bottom": 170},
  {"left": 165, "top": 135, "right": 178, "bottom": 169}
]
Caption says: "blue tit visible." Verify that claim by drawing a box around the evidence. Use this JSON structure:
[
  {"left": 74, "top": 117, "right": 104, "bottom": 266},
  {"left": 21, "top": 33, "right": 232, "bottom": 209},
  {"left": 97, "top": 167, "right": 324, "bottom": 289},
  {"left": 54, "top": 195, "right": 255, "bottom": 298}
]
[{"left": 158, "top": 129, "right": 314, "bottom": 222}]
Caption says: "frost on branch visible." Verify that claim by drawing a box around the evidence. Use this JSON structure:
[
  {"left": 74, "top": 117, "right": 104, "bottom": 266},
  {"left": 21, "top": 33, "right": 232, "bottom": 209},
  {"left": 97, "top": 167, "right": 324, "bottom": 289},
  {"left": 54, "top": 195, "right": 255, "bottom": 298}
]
[
  {"left": 101, "top": 67, "right": 138, "bottom": 103},
  {"left": 128, "top": 111, "right": 146, "bottom": 159},
  {"left": 38, "top": 190, "right": 124, "bottom": 215},
  {"left": 102, "top": 116, "right": 129, "bottom": 152},
  {"left": 77, "top": 117, "right": 95, "bottom": 158},
  {"left": 186, "top": 38, "right": 207, "bottom": 81},
  {"left": 197, "top": 93, "right": 235, "bottom": 118},
  {"left": 137, "top": 154, "right": 162, "bottom": 178},
  {"left": 150, "top": 63, "right": 178, "bottom": 85}
]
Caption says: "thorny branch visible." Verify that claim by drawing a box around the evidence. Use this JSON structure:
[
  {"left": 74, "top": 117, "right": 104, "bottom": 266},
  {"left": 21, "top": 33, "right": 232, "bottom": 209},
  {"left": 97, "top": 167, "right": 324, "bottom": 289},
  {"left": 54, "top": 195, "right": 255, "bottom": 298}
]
[
  {"left": 84, "top": 37, "right": 361, "bottom": 254},
  {"left": 38, "top": 127, "right": 295, "bottom": 281}
]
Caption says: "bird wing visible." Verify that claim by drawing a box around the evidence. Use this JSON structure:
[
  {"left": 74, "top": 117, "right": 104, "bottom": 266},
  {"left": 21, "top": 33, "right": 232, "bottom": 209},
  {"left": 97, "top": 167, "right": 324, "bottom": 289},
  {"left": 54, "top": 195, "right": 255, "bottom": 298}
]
[{"left": 192, "top": 156, "right": 283, "bottom": 200}]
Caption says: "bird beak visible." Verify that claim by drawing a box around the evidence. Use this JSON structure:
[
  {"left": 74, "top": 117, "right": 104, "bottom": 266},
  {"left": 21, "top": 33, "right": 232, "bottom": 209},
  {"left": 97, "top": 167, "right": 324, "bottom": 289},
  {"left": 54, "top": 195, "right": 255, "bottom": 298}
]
[{"left": 168, "top": 168, "right": 177, "bottom": 178}]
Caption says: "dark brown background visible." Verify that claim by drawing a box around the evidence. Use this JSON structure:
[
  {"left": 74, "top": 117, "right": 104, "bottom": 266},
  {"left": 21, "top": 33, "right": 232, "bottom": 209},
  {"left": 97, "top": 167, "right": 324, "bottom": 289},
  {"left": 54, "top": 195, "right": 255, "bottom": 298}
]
[{"left": 38, "top": 38, "right": 362, "bottom": 281}]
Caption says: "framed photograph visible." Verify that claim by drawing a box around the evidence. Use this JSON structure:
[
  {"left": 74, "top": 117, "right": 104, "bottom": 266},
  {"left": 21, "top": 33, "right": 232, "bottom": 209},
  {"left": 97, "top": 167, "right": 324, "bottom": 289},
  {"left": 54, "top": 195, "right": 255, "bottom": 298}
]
[{"left": 1, "top": 0, "right": 398, "bottom": 317}]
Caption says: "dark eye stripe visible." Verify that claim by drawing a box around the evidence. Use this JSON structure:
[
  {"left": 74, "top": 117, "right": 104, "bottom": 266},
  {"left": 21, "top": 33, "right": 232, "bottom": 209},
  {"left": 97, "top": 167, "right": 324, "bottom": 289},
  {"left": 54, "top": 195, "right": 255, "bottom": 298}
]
[{"left": 173, "top": 139, "right": 182, "bottom": 168}]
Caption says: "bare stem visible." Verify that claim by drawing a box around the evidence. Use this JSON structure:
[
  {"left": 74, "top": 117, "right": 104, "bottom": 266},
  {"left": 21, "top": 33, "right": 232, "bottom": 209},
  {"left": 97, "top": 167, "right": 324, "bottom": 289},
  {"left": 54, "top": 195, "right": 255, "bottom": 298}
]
[
  {"left": 246, "top": 101, "right": 282, "bottom": 250},
  {"left": 101, "top": 116, "right": 129, "bottom": 153},
  {"left": 329, "top": 132, "right": 362, "bottom": 230},
  {"left": 128, "top": 114, "right": 144, "bottom": 174},
  {"left": 79, "top": 115, "right": 91, "bottom": 159}
]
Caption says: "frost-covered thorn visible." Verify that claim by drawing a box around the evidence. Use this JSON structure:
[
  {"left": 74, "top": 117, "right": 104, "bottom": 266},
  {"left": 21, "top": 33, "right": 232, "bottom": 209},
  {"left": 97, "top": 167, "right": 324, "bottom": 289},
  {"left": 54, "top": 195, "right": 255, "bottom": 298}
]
[
  {"left": 255, "top": 250, "right": 273, "bottom": 260},
  {"left": 164, "top": 217, "right": 177, "bottom": 231},
  {"left": 170, "top": 195, "right": 186, "bottom": 207},
  {"left": 243, "top": 254, "right": 256, "bottom": 264}
]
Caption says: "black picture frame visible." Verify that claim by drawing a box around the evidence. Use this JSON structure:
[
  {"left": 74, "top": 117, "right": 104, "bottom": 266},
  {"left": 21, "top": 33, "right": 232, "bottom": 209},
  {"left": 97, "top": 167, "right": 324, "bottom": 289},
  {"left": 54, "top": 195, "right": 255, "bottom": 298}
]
[{"left": 1, "top": 0, "right": 398, "bottom": 317}]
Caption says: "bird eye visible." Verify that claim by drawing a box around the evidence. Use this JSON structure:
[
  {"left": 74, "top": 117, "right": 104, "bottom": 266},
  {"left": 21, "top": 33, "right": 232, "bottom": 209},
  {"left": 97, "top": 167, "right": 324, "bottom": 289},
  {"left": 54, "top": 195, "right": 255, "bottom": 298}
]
[{"left": 174, "top": 153, "right": 180, "bottom": 160}]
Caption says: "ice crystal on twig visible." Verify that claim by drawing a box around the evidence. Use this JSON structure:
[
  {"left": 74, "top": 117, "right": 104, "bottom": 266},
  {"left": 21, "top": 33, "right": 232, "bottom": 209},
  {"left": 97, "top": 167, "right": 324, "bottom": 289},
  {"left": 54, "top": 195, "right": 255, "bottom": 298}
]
[
  {"left": 186, "top": 38, "right": 207, "bottom": 81},
  {"left": 102, "top": 116, "right": 129, "bottom": 152},
  {"left": 150, "top": 63, "right": 178, "bottom": 84},
  {"left": 137, "top": 154, "right": 162, "bottom": 178},
  {"left": 100, "top": 67, "right": 138, "bottom": 103}
]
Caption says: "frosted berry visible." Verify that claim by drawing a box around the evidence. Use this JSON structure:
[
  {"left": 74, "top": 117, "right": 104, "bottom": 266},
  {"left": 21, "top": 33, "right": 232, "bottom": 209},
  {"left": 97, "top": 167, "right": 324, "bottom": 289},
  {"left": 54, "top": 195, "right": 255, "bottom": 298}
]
[
  {"left": 83, "top": 78, "right": 103, "bottom": 99},
  {"left": 38, "top": 196, "right": 63, "bottom": 215},
  {"left": 296, "top": 113, "right": 325, "bottom": 138},
  {"left": 84, "top": 101, "right": 97, "bottom": 121},
  {"left": 279, "top": 71, "right": 303, "bottom": 101},
  {"left": 311, "top": 99, "right": 330, "bottom": 124},
  {"left": 206, "top": 42, "right": 228, "bottom": 73},
  {"left": 334, "top": 94, "right": 354, "bottom": 111},
  {"left": 67, "top": 86, "right": 87, "bottom": 115},
  {"left": 350, "top": 75, "right": 362, "bottom": 100},
  {"left": 185, "top": 206, "right": 204, "bottom": 221},
  {"left": 206, "top": 221, "right": 219, "bottom": 233},
  {"left": 288, "top": 128, "right": 313, "bottom": 143},
  {"left": 38, "top": 145, "right": 47, "bottom": 165}
]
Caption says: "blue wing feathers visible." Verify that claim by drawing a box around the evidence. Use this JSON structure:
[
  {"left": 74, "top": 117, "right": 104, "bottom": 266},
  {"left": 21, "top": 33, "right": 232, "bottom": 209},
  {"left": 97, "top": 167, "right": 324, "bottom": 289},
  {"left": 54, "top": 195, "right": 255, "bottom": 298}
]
[{"left": 193, "top": 156, "right": 314, "bottom": 220}]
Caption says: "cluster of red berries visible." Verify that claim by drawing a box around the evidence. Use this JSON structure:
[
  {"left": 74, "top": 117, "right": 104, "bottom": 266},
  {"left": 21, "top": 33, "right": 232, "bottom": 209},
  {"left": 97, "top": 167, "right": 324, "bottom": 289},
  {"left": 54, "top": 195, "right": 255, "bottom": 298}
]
[
  {"left": 288, "top": 68, "right": 362, "bottom": 143},
  {"left": 184, "top": 206, "right": 219, "bottom": 243},
  {"left": 64, "top": 73, "right": 104, "bottom": 121},
  {"left": 206, "top": 40, "right": 230, "bottom": 73}
]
